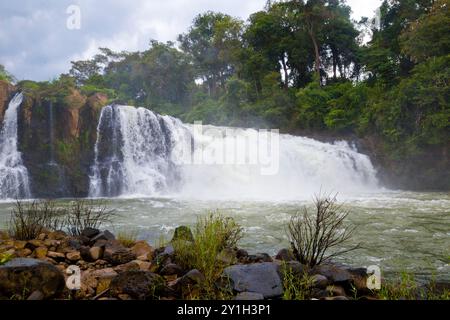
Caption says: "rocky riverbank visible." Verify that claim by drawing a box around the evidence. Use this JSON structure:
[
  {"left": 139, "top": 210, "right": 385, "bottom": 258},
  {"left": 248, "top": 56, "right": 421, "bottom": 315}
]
[{"left": 2, "top": 227, "right": 446, "bottom": 301}]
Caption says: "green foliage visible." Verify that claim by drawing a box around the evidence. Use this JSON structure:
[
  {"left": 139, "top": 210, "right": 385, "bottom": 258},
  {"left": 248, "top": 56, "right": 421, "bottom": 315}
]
[
  {"left": 281, "top": 263, "right": 314, "bottom": 300},
  {"left": 0, "top": 64, "right": 14, "bottom": 83},
  {"left": 0, "top": 252, "right": 13, "bottom": 265},
  {"left": 173, "top": 212, "right": 243, "bottom": 299}
]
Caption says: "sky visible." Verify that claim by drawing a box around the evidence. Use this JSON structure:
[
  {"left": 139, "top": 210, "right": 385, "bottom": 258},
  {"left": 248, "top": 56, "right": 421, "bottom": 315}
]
[{"left": 0, "top": 0, "right": 382, "bottom": 81}]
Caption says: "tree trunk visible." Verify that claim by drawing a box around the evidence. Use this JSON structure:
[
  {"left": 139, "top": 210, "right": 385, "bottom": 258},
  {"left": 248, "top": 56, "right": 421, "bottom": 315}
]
[
  {"left": 280, "top": 55, "right": 289, "bottom": 89},
  {"left": 309, "top": 25, "right": 321, "bottom": 85}
]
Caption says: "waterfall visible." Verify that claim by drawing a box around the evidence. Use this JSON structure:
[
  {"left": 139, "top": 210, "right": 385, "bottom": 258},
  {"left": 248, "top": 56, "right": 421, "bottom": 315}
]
[
  {"left": 89, "top": 105, "right": 190, "bottom": 197},
  {"left": 0, "top": 93, "right": 31, "bottom": 199},
  {"left": 90, "top": 104, "right": 380, "bottom": 200}
]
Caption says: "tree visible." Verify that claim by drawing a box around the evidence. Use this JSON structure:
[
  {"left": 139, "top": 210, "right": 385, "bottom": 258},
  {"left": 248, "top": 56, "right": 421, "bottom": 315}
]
[
  {"left": 400, "top": 0, "right": 450, "bottom": 63},
  {"left": 0, "top": 64, "right": 14, "bottom": 83},
  {"left": 178, "top": 12, "right": 244, "bottom": 97}
]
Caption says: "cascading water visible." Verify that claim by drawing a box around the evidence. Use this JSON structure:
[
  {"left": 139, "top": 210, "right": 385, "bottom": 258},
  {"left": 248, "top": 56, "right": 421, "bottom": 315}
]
[
  {"left": 0, "top": 93, "right": 31, "bottom": 199},
  {"left": 90, "top": 104, "right": 380, "bottom": 200},
  {"left": 89, "top": 105, "right": 189, "bottom": 197}
]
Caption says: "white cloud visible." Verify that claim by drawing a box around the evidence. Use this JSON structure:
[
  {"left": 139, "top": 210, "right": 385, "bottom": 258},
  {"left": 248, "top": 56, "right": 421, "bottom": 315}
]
[{"left": 0, "top": 0, "right": 382, "bottom": 81}]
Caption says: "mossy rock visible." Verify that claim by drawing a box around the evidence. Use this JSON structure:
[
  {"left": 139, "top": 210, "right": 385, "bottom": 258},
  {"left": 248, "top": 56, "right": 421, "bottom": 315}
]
[{"left": 171, "top": 226, "right": 194, "bottom": 243}]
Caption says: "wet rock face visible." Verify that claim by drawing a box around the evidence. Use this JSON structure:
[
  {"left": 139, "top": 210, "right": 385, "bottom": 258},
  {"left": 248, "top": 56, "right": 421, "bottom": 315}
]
[
  {"left": 0, "top": 258, "right": 65, "bottom": 299},
  {"left": 0, "top": 80, "right": 14, "bottom": 123},
  {"left": 16, "top": 90, "right": 108, "bottom": 198}
]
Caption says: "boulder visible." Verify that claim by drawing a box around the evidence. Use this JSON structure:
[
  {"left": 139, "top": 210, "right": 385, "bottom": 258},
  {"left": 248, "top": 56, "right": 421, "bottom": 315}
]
[
  {"left": 47, "top": 251, "right": 66, "bottom": 261},
  {"left": 81, "top": 228, "right": 100, "bottom": 239},
  {"left": 103, "top": 241, "right": 136, "bottom": 266},
  {"left": 276, "top": 249, "right": 296, "bottom": 262},
  {"left": 223, "top": 263, "right": 283, "bottom": 299},
  {"left": 171, "top": 226, "right": 194, "bottom": 242},
  {"left": 66, "top": 251, "right": 81, "bottom": 262},
  {"left": 89, "top": 246, "right": 104, "bottom": 261},
  {"left": 312, "top": 264, "right": 353, "bottom": 283},
  {"left": 0, "top": 258, "right": 65, "bottom": 299},
  {"left": 217, "top": 248, "right": 237, "bottom": 265},
  {"left": 109, "top": 271, "right": 166, "bottom": 300},
  {"left": 34, "top": 247, "right": 48, "bottom": 259},
  {"left": 130, "top": 241, "right": 154, "bottom": 259},
  {"left": 113, "top": 261, "right": 140, "bottom": 274},
  {"left": 311, "top": 274, "right": 329, "bottom": 289},
  {"left": 26, "top": 240, "right": 44, "bottom": 250},
  {"left": 47, "top": 231, "right": 68, "bottom": 241},
  {"left": 160, "top": 263, "right": 184, "bottom": 276},
  {"left": 247, "top": 253, "right": 273, "bottom": 264},
  {"left": 90, "top": 230, "right": 115, "bottom": 244},
  {"left": 175, "top": 269, "right": 206, "bottom": 298}
]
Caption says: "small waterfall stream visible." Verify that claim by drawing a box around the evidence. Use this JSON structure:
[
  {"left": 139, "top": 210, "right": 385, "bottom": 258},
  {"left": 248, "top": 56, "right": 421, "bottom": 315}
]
[{"left": 0, "top": 93, "right": 31, "bottom": 199}]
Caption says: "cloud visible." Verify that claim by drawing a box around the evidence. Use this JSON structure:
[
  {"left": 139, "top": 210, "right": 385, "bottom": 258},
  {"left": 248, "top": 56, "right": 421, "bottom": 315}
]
[{"left": 0, "top": 0, "right": 381, "bottom": 81}]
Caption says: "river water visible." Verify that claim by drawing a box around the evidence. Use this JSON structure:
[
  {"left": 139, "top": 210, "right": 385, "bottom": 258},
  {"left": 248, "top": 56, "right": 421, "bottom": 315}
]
[{"left": 1, "top": 190, "right": 448, "bottom": 282}]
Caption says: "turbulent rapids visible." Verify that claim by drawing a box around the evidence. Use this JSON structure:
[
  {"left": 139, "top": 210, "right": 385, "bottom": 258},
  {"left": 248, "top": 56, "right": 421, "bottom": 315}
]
[{"left": 88, "top": 104, "right": 379, "bottom": 200}]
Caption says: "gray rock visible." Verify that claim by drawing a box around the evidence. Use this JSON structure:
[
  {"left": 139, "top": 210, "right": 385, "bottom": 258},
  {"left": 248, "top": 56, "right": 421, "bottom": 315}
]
[
  {"left": 103, "top": 241, "right": 136, "bottom": 266},
  {"left": 312, "top": 264, "right": 353, "bottom": 283},
  {"left": 160, "top": 263, "right": 184, "bottom": 276},
  {"left": 223, "top": 262, "right": 283, "bottom": 299},
  {"left": 234, "top": 292, "right": 265, "bottom": 300},
  {"left": 90, "top": 230, "right": 115, "bottom": 244},
  {"left": 311, "top": 274, "right": 329, "bottom": 289},
  {"left": 81, "top": 228, "right": 100, "bottom": 239},
  {"left": 0, "top": 258, "right": 65, "bottom": 299},
  {"left": 276, "top": 248, "right": 296, "bottom": 262},
  {"left": 109, "top": 271, "right": 166, "bottom": 300}
]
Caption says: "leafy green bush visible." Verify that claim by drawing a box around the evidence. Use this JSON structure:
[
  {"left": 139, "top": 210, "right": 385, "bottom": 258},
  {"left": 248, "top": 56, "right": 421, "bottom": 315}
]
[{"left": 173, "top": 212, "right": 243, "bottom": 299}]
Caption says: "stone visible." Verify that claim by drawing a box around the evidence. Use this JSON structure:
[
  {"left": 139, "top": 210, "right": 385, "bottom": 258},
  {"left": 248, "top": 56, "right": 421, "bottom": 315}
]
[
  {"left": 0, "top": 258, "right": 65, "bottom": 299},
  {"left": 171, "top": 226, "right": 194, "bottom": 242},
  {"left": 326, "top": 285, "right": 347, "bottom": 297},
  {"left": 104, "top": 242, "right": 136, "bottom": 266},
  {"left": 89, "top": 246, "right": 104, "bottom": 261},
  {"left": 81, "top": 228, "right": 100, "bottom": 239},
  {"left": 90, "top": 230, "right": 115, "bottom": 244},
  {"left": 37, "top": 233, "right": 47, "bottom": 241},
  {"left": 312, "top": 265, "right": 352, "bottom": 283},
  {"left": 66, "top": 251, "right": 81, "bottom": 262},
  {"left": 14, "top": 241, "right": 27, "bottom": 250},
  {"left": 133, "top": 260, "right": 152, "bottom": 271},
  {"left": 217, "top": 248, "right": 237, "bottom": 265},
  {"left": 27, "top": 290, "right": 45, "bottom": 300},
  {"left": 279, "top": 261, "right": 308, "bottom": 278},
  {"left": 34, "top": 247, "right": 48, "bottom": 259},
  {"left": 114, "top": 261, "right": 140, "bottom": 274},
  {"left": 236, "top": 249, "right": 249, "bottom": 260},
  {"left": 247, "top": 253, "right": 273, "bottom": 263},
  {"left": 109, "top": 271, "right": 166, "bottom": 300},
  {"left": 26, "top": 240, "right": 44, "bottom": 250},
  {"left": 47, "top": 251, "right": 66, "bottom": 261},
  {"left": 311, "top": 274, "right": 329, "bottom": 289},
  {"left": 130, "top": 241, "right": 154, "bottom": 259},
  {"left": 78, "top": 268, "right": 118, "bottom": 299},
  {"left": 235, "top": 292, "right": 265, "bottom": 300},
  {"left": 48, "top": 231, "right": 67, "bottom": 241},
  {"left": 160, "top": 263, "right": 184, "bottom": 276},
  {"left": 276, "top": 248, "right": 296, "bottom": 262},
  {"left": 175, "top": 269, "right": 206, "bottom": 298},
  {"left": 347, "top": 268, "right": 370, "bottom": 294},
  {"left": 223, "top": 263, "right": 283, "bottom": 299},
  {"left": 17, "top": 248, "right": 32, "bottom": 257}
]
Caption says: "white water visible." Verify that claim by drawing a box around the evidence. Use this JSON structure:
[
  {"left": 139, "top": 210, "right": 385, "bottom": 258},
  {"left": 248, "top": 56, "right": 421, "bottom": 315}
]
[
  {"left": 89, "top": 105, "right": 380, "bottom": 200},
  {"left": 0, "top": 93, "right": 31, "bottom": 199}
]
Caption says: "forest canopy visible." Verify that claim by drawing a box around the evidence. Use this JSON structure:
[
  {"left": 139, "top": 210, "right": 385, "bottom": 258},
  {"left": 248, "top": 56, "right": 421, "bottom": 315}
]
[{"left": 6, "top": 0, "right": 450, "bottom": 161}]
